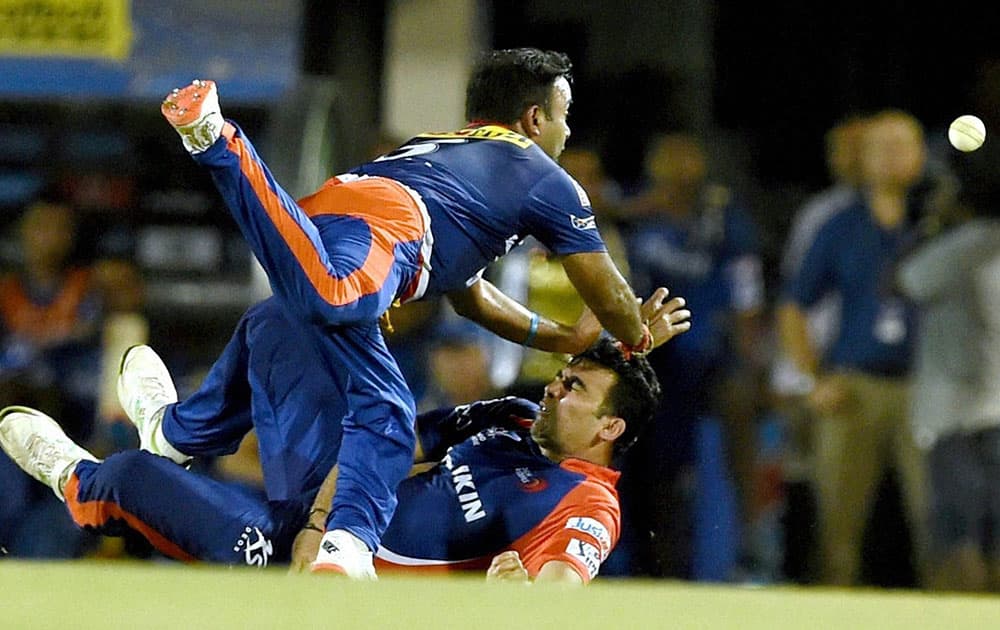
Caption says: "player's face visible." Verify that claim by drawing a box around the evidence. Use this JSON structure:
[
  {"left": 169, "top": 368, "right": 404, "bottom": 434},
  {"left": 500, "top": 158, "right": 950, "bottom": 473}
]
[
  {"left": 531, "top": 361, "right": 616, "bottom": 457},
  {"left": 535, "top": 77, "right": 572, "bottom": 160}
]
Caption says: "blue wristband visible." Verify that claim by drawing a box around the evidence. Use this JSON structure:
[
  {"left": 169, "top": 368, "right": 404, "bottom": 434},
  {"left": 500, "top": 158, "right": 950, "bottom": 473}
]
[{"left": 524, "top": 313, "right": 540, "bottom": 347}]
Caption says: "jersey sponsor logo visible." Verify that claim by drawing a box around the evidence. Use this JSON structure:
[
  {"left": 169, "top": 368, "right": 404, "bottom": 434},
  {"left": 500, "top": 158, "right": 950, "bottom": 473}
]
[
  {"left": 565, "top": 538, "right": 600, "bottom": 579},
  {"left": 443, "top": 453, "right": 487, "bottom": 522},
  {"left": 233, "top": 526, "right": 274, "bottom": 568},
  {"left": 515, "top": 467, "right": 548, "bottom": 493},
  {"left": 414, "top": 125, "right": 533, "bottom": 149},
  {"left": 565, "top": 517, "right": 611, "bottom": 557},
  {"left": 470, "top": 427, "right": 521, "bottom": 446},
  {"left": 569, "top": 177, "right": 592, "bottom": 208},
  {"left": 569, "top": 214, "right": 597, "bottom": 231}
]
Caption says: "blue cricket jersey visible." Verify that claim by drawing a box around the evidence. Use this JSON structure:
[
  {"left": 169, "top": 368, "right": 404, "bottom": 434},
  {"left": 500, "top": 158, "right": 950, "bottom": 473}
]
[
  {"left": 377, "top": 423, "right": 621, "bottom": 583},
  {"left": 351, "top": 125, "right": 608, "bottom": 296}
]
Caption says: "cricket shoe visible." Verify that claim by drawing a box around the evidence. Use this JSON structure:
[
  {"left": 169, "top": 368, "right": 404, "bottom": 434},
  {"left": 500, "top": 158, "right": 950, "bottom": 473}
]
[
  {"left": 161, "top": 79, "right": 226, "bottom": 154},
  {"left": 311, "top": 529, "right": 378, "bottom": 581},
  {"left": 0, "top": 406, "right": 98, "bottom": 501},
  {"left": 117, "top": 345, "right": 190, "bottom": 466}
]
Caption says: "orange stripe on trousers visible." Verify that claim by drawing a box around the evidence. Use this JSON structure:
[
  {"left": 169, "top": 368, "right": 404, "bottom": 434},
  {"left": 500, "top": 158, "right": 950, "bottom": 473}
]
[
  {"left": 228, "top": 135, "right": 424, "bottom": 307},
  {"left": 64, "top": 474, "right": 197, "bottom": 562}
]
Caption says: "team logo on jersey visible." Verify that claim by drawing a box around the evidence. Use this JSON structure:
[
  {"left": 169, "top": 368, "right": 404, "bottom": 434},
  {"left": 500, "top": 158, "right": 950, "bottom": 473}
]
[
  {"left": 565, "top": 517, "right": 611, "bottom": 557},
  {"left": 565, "top": 538, "right": 600, "bottom": 579},
  {"left": 515, "top": 467, "right": 548, "bottom": 493},
  {"left": 233, "top": 526, "right": 273, "bottom": 568},
  {"left": 470, "top": 427, "right": 521, "bottom": 446},
  {"left": 569, "top": 214, "right": 597, "bottom": 231}
]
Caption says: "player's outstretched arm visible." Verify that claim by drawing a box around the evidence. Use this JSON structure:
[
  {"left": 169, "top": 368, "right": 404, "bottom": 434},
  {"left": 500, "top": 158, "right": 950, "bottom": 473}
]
[
  {"left": 486, "top": 551, "right": 584, "bottom": 585},
  {"left": 447, "top": 279, "right": 602, "bottom": 354},
  {"left": 560, "top": 252, "right": 646, "bottom": 348}
]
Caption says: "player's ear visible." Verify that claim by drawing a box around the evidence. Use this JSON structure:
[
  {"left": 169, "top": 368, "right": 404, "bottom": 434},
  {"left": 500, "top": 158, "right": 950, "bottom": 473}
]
[
  {"left": 598, "top": 416, "right": 625, "bottom": 443},
  {"left": 519, "top": 105, "right": 543, "bottom": 138}
]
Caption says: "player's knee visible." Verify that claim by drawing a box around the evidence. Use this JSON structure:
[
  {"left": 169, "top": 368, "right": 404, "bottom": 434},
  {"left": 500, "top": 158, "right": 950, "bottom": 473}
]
[{"left": 95, "top": 450, "right": 162, "bottom": 485}]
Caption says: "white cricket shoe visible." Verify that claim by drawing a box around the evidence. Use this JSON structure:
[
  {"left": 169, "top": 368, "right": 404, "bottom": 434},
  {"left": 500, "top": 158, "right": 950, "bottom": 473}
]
[
  {"left": 311, "top": 529, "right": 378, "bottom": 581},
  {"left": 117, "top": 345, "right": 189, "bottom": 465},
  {"left": 0, "top": 406, "right": 98, "bottom": 501},
  {"left": 161, "top": 79, "right": 225, "bottom": 154}
]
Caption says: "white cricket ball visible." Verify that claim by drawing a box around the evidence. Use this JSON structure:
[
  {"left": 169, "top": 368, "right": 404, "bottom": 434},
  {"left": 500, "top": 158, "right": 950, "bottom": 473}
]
[{"left": 948, "top": 114, "right": 986, "bottom": 152}]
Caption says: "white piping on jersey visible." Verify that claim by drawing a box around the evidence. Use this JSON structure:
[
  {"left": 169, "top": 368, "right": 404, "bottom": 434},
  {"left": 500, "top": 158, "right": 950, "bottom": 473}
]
[
  {"left": 375, "top": 546, "right": 480, "bottom": 567},
  {"left": 396, "top": 179, "right": 433, "bottom": 304},
  {"left": 332, "top": 173, "right": 435, "bottom": 304}
]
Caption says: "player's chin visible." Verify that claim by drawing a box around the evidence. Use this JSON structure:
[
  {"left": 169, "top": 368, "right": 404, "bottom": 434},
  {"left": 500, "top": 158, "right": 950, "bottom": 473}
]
[{"left": 530, "top": 419, "right": 555, "bottom": 448}]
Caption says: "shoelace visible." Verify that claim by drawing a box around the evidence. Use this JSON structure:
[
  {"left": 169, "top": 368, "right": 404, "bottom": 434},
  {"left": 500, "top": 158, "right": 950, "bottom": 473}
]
[
  {"left": 131, "top": 376, "right": 172, "bottom": 420},
  {"left": 139, "top": 376, "right": 171, "bottom": 400},
  {"left": 24, "top": 434, "right": 61, "bottom": 477}
]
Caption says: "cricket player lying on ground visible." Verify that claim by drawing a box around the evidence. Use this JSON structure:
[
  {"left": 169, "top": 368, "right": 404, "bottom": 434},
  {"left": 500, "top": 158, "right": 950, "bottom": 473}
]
[
  {"left": 0, "top": 292, "right": 688, "bottom": 584},
  {"left": 292, "top": 335, "right": 665, "bottom": 584}
]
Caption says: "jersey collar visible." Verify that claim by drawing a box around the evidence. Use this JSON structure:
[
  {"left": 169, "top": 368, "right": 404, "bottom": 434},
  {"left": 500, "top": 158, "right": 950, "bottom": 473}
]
[{"left": 559, "top": 457, "right": 621, "bottom": 486}]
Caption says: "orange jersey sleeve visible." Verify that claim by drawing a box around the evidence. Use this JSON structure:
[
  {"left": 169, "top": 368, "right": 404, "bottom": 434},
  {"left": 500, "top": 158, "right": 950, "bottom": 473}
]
[{"left": 509, "top": 463, "right": 620, "bottom": 583}]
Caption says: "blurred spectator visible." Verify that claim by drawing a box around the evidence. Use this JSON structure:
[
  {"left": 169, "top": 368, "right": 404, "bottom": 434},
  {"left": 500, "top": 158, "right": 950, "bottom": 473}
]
[
  {"left": 773, "top": 115, "right": 868, "bottom": 396},
  {"left": 0, "top": 199, "right": 102, "bottom": 557},
  {"left": 418, "top": 320, "right": 497, "bottom": 411},
  {"left": 777, "top": 110, "right": 930, "bottom": 587},
  {"left": 896, "top": 71, "right": 1000, "bottom": 590},
  {"left": 614, "top": 132, "right": 767, "bottom": 579},
  {"left": 0, "top": 197, "right": 148, "bottom": 558},
  {"left": 898, "top": 200, "right": 1000, "bottom": 593},
  {"left": 770, "top": 114, "right": 868, "bottom": 583},
  {"left": 0, "top": 200, "right": 102, "bottom": 441}
]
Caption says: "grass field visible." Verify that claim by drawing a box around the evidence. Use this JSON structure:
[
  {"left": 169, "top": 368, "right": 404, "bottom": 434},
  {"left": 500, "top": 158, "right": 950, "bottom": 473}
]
[{"left": 3, "top": 561, "right": 999, "bottom": 629}]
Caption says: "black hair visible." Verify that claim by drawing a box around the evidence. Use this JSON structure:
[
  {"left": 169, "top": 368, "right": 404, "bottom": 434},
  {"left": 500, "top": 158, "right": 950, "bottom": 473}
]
[
  {"left": 465, "top": 48, "right": 572, "bottom": 124},
  {"left": 569, "top": 337, "right": 661, "bottom": 457}
]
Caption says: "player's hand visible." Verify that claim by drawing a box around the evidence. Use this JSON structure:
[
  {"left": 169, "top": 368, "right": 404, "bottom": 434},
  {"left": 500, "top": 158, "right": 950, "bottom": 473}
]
[
  {"left": 641, "top": 287, "right": 691, "bottom": 350},
  {"left": 487, "top": 550, "right": 530, "bottom": 583},
  {"left": 289, "top": 524, "right": 324, "bottom": 574},
  {"left": 453, "top": 396, "right": 539, "bottom": 431}
]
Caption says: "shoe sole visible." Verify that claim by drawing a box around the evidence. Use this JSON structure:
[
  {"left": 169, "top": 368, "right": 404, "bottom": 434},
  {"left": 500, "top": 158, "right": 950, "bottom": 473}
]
[
  {"left": 161, "top": 80, "right": 216, "bottom": 127},
  {"left": 311, "top": 561, "right": 377, "bottom": 581},
  {"left": 311, "top": 562, "right": 350, "bottom": 576}
]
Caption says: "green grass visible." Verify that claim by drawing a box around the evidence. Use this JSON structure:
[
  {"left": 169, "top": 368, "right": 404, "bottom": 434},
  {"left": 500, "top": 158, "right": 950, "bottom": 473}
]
[{"left": 2, "top": 560, "right": 999, "bottom": 629}]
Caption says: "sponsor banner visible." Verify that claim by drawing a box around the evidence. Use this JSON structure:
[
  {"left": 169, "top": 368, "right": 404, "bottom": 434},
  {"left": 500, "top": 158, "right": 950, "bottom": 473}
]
[
  {"left": 0, "top": 0, "right": 132, "bottom": 60},
  {"left": 0, "top": 0, "right": 300, "bottom": 100}
]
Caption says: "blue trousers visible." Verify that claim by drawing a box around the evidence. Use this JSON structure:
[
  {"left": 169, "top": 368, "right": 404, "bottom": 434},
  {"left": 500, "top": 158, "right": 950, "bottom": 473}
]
[
  {"left": 67, "top": 451, "right": 305, "bottom": 566},
  {"left": 107, "top": 125, "right": 425, "bottom": 553}
]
